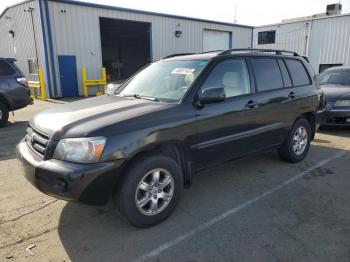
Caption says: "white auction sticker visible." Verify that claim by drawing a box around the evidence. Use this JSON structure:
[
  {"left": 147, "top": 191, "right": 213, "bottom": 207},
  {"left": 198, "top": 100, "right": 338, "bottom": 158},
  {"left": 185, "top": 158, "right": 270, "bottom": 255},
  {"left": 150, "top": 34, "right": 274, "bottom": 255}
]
[{"left": 171, "top": 68, "right": 195, "bottom": 74}]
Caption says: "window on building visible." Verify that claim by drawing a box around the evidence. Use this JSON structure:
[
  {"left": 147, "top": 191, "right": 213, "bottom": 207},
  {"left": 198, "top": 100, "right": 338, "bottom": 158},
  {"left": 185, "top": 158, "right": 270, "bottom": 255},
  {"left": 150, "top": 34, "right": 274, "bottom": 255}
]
[
  {"left": 319, "top": 64, "right": 343, "bottom": 74},
  {"left": 258, "top": 30, "right": 276, "bottom": 45},
  {"left": 27, "top": 58, "right": 37, "bottom": 75},
  {"left": 285, "top": 59, "right": 311, "bottom": 86},
  {"left": 201, "top": 59, "right": 251, "bottom": 98},
  {"left": 0, "top": 60, "right": 15, "bottom": 76},
  {"left": 251, "top": 58, "right": 283, "bottom": 92}
]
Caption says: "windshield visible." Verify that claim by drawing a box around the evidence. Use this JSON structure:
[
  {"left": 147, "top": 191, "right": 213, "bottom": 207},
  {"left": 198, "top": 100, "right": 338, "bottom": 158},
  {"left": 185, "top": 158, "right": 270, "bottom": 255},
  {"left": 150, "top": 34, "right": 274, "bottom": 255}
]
[
  {"left": 116, "top": 60, "right": 208, "bottom": 102},
  {"left": 318, "top": 69, "right": 350, "bottom": 86}
]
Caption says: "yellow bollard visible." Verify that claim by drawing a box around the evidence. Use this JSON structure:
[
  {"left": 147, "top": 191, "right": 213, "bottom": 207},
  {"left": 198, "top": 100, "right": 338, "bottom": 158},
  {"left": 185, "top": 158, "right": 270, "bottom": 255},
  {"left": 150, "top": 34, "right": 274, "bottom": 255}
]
[
  {"left": 82, "top": 67, "right": 107, "bottom": 97},
  {"left": 38, "top": 68, "right": 46, "bottom": 100},
  {"left": 82, "top": 67, "right": 88, "bottom": 97}
]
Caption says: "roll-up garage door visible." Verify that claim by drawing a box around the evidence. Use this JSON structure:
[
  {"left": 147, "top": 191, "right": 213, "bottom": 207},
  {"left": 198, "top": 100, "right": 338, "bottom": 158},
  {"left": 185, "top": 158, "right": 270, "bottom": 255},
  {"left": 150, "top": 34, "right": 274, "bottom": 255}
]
[{"left": 203, "top": 29, "right": 230, "bottom": 52}]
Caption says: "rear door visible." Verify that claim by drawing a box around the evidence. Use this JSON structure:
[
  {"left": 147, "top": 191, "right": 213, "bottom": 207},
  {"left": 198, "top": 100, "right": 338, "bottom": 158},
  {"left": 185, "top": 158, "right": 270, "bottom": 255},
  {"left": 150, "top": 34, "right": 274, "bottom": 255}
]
[{"left": 248, "top": 56, "right": 299, "bottom": 145}]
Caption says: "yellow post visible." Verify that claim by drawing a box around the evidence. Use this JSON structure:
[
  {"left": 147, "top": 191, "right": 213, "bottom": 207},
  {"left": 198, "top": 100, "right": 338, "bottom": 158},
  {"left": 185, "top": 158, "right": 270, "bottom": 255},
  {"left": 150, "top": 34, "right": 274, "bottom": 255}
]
[
  {"left": 38, "top": 68, "right": 46, "bottom": 100},
  {"left": 82, "top": 67, "right": 88, "bottom": 97}
]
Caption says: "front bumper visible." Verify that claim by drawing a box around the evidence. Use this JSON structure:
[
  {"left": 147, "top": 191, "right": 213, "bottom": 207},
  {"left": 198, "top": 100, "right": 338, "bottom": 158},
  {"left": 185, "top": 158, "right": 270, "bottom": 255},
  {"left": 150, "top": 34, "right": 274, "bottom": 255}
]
[
  {"left": 317, "top": 108, "right": 350, "bottom": 126},
  {"left": 16, "top": 139, "right": 124, "bottom": 205}
]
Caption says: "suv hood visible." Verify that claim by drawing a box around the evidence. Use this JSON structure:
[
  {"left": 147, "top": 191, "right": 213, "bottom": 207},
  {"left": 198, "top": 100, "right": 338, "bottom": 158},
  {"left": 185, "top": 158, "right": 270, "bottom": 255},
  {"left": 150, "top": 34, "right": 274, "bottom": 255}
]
[
  {"left": 321, "top": 84, "right": 350, "bottom": 102},
  {"left": 30, "top": 96, "right": 170, "bottom": 138}
]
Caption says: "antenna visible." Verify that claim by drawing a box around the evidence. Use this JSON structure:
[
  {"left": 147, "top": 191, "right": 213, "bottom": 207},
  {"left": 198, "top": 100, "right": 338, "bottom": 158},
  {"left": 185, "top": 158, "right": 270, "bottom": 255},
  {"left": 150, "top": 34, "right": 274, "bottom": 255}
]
[{"left": 234, "top": 5, "right": 237, "bottom": 24}]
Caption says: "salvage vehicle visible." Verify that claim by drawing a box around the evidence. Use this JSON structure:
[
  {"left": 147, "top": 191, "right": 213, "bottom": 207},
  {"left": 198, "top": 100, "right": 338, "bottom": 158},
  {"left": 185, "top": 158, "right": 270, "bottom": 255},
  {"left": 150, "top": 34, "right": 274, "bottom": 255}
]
[
  {"left": 0, "top": 58, "right": 32, "bottom": 127},
  {"left": 318, "top": 66, "right": 350, "bottom": 126},
  {"left": 17, "top": 49, "right": 320, "bottom": 227}
]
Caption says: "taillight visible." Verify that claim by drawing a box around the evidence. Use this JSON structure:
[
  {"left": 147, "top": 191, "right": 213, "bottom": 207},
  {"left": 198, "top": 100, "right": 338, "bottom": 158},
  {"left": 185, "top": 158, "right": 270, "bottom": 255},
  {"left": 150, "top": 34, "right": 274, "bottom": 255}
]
[{"left": 16, "top": 77, "right": 28, "bottom": 88}]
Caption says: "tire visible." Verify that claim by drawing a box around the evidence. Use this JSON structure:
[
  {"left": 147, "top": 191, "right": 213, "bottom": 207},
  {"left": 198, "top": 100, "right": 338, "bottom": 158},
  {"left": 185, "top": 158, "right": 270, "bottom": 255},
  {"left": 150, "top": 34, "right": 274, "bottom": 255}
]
[
  {"left": 278, "top": 118, "right": 311, "bottom": 163},
  {"left": 114, "top": 154, "right": 183, "bottom": 228},
  {"left": 0, "top": 102, "right": 9, "bottom": 127}
]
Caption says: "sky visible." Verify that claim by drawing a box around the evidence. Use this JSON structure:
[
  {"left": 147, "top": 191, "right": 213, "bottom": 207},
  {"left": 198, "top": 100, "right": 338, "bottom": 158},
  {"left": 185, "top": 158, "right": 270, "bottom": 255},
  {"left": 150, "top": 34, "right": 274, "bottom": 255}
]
[{"left": 0, "top": 0, "right": 349, "bottom": 26}]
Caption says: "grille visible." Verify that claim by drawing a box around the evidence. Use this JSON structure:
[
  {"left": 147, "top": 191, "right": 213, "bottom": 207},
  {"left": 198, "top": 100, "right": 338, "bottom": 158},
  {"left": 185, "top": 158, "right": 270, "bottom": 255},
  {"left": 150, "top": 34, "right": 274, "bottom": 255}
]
[{"left": 25, "top": 126, "right": 50, "bottom": 158}]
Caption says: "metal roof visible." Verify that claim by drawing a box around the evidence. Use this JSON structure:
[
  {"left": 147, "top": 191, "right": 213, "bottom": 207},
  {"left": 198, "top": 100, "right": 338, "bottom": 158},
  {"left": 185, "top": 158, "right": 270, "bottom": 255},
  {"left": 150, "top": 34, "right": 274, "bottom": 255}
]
[{"left": 0, "top": 0, "right": 253, "bottom": 29}]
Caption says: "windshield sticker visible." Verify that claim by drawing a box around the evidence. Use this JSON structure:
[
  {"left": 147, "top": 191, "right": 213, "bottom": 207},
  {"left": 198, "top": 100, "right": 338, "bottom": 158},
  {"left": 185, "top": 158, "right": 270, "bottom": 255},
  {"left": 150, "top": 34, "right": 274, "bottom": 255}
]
[
  {"left": 198, "top": 61, "right": 207, "bottom": 66},
  {"left": 171, "top": 68, "right": 196, "bottom": 75}
]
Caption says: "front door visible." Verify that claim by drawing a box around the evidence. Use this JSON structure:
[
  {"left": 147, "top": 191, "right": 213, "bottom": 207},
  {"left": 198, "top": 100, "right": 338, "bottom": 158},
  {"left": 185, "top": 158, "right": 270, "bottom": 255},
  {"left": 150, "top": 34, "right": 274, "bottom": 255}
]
[{"left": 58, "top": 55, "right": 79, "bottom": 97}]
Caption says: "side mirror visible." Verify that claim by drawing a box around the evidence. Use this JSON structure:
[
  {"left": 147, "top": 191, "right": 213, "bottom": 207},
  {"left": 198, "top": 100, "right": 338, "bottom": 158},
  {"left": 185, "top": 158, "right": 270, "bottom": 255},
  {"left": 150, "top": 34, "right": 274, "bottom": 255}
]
[{"left": 199, "top": 87, "right": 225, "bottom": 105}]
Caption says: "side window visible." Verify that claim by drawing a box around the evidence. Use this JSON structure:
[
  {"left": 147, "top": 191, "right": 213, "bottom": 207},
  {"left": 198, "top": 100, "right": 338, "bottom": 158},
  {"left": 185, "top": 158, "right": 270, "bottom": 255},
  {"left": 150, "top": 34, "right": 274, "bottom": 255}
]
[
  {"left": 0, "top": 60, "right": 16, "bottom": 76},
  {"left": 277, "top": 59, "right": 292, "bottom": 88},
  {"left": 251, "top": 58, "right": 283, "bottom": 92},
  {"left": 201, "top": 59, "right": 251, "bottom": 98},
  {"left": 284, "top": 59, "right": 311, "bottom": 86}
]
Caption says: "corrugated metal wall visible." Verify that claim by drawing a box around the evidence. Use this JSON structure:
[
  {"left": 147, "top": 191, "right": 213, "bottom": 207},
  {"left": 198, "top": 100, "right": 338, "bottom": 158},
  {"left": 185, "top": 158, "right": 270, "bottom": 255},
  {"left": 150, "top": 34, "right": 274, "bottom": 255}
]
[
  {"left": 253, "top": 14, "right": 350, "bottom": 73},
  {"left": 308, "top": 15, "right": 350, "bottom": 73},
  {"left": 0, "top": 0, "right": 48, "bottom": 85},
  {"left": 48, "top": 1, "right": 253, "bottom": 96}
]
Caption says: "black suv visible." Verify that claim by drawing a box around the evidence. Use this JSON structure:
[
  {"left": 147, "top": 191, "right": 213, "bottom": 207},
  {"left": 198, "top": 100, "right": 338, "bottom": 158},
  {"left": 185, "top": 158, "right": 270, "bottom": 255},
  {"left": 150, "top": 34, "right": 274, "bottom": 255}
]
[
  {"left": 17, "top": 49, "right": 320, "bottom": 227},
  {"left": 0, "top": 58, "right": 32, "bottom": 127}
]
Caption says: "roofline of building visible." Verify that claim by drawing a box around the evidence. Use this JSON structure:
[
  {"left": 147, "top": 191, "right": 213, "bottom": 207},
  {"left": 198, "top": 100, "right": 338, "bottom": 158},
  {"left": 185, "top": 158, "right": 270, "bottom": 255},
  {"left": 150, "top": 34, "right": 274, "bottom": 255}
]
[
  {"left": 255, "top": 12, "right": 350, "bottom": 28},
  {"left": 49, "top": 0, "right": 253, "bottom": 29},
  {"left": 0, "top": 0, "right": 33, "bottom": 19}
]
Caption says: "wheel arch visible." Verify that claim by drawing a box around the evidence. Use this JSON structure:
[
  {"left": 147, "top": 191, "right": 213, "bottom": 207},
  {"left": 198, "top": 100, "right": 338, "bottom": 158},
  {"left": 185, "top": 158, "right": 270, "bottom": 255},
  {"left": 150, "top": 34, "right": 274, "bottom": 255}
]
[
  {"left": 0, "top": 93, "right": 12, "bottom": 110},
  {"left": 299, "top": 112, "right": 316, "bottom": 139},
  {"left": 114, "top": 141, "right": 193, "bottom": 192}
]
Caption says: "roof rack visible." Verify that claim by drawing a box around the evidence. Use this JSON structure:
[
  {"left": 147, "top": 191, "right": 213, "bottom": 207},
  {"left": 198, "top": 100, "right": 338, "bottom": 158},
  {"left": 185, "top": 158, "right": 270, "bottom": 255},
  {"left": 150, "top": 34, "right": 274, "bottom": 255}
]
[
  {"left": 219, "top": 48, "right": 300, "bottom": 56},
  {"left": 163, "top": 53, "right": 194, "bottom": 59}
]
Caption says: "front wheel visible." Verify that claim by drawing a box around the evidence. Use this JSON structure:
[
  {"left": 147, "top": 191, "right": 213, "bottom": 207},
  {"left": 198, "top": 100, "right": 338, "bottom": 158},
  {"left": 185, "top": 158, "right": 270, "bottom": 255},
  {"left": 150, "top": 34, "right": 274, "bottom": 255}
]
[
  {"left": 278, "top": 118, "right": 311, "bottom": 163},
  {"left": 114, "top": 154, "right": 183, "bottom": 228}
]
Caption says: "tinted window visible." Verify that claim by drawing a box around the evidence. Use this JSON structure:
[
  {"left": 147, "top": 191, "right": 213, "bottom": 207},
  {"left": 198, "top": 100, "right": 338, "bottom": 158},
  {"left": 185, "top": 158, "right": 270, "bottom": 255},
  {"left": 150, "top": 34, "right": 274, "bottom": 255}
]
[
  {"left": 201, "top": 59, "right": 251, "bottom": 98},
  {"left": 318, "top": 70, "right": 350, "bottom": 86},
  {"left": 258, "top": 30, "right": 276, "bottom": 44},
  {"left": 251, "top": 58, "right": 283, "bottom": 91},
  {"left": 0, "top": 60, "right": 16, "bottom": 76},
  {"left": 277, "top": 59, "right": 292, "bottom": 87},
  {"left": 285, "top": 59, "right": 311, "bottom": 86}
]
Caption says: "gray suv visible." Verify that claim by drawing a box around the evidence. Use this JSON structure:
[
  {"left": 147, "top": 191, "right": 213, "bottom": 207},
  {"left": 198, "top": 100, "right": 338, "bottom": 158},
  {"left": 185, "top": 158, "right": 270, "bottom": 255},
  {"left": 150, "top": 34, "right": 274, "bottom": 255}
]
[{"left": 0, "top": 58, "right": 32, "bottom": 127}]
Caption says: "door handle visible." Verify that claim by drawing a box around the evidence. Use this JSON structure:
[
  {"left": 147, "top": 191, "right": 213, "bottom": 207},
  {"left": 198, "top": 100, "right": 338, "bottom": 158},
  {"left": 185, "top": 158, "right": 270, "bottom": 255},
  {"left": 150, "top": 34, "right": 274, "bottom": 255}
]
[
  {"left": 288, "top": 92, "right": 296, "bottom": 99},
  {"left": 245, "top": 100, "right": 258, "bottom": 109}
]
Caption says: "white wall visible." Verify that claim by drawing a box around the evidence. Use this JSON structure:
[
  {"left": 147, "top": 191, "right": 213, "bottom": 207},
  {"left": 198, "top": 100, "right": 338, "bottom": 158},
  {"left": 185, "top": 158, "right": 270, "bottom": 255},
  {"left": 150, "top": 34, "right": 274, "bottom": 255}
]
[
  {"left": 0, "top": 0, "right": 51, "bottom": 93},
  {"left": 48, "top": 1, "right": 253, "bottom": 96},
  {"left": 253, "top": 14, "right": 350, "bottom": 73}
]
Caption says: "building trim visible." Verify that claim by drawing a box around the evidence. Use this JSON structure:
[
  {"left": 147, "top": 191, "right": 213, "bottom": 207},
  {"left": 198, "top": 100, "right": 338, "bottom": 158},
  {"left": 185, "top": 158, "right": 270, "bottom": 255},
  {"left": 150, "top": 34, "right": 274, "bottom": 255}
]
[
  {"left": 38, "top": 0, "right": 52, "bottom": 97},
  {"left": 0, "top": 0, "right": 33, "bottom": 18},
  {"left": 50, "top": 0, "right": 253, "bottom": 29},
  {"left": 255, "top": 12, "right": 350, "bottom": 28},
  {"left": 43, "top": 0, "right": 58, "bottom": 97}
]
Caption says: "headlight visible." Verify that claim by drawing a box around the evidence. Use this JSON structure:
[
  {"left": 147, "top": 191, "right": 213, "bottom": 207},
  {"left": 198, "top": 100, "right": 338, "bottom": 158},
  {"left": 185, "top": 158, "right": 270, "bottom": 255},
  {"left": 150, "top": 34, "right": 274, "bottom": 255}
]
[
  {"left": 53, "top": 137, "right": 106, "bottom": 163},
  {"left": 334, "top": 100, "right": 350, "bottom": 107}
]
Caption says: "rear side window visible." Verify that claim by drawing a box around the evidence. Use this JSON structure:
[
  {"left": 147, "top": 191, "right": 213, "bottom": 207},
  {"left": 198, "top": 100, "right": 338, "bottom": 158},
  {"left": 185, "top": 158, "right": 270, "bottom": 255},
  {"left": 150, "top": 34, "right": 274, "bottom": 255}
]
[
  {"left": 251, "top": 58, "right": 283, "bottom": 92},
  {"left": 0, "top": 60, "right": 16, "bottom": 76},
  {"left": 284, "top": 59, "right": 311, "bottom": 86},
  {"left": 277, "top": 59, "right": 292, "bottom": 88}
]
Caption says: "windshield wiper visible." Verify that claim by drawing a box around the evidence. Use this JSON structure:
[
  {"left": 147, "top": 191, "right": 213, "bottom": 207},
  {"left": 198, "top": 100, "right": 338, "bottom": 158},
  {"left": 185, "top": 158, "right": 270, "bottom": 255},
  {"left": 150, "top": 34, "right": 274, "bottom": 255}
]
[{"left": 120, "top": 94, "right": 160, "bottom": 102}]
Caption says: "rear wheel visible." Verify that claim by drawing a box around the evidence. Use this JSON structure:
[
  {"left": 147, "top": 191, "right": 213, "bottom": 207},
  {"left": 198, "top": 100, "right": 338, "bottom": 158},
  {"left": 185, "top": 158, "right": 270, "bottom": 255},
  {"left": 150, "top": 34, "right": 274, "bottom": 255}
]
[
  {"left": 114, "top": 154, "right": 183, "bottom": 228},
  {"left": 0, "top": 102, "right": 9, "bottom": 127},
  {"left": 278, "top": 118, "right": 311, "bottom": 163}
]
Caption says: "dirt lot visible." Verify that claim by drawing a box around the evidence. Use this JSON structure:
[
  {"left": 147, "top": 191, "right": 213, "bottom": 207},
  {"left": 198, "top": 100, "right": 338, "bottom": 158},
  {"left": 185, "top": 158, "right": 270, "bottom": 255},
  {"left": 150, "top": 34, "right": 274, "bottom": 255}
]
[{"left": 0, "top": 100, "right": 350, "bottom": 262}]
